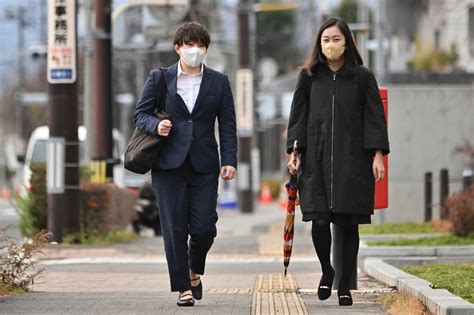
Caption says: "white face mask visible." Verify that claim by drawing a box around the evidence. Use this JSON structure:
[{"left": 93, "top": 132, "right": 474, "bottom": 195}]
[{"left": 180, "top": 47, "right": 207, "bottom": 67}]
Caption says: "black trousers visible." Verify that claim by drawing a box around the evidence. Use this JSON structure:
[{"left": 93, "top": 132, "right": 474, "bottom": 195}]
[{"left": 152, "top": 157, "right": 219, "bottom": 292}]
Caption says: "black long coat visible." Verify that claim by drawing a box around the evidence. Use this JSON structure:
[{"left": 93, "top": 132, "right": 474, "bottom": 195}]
[{"left": 286, "top": 63, "right": 389, "bottom": 221}]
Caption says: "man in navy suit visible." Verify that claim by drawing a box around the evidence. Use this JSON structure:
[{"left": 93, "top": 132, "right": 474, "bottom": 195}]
[{"left": 134, "top": 22, "right": 237, "bottom": 307}]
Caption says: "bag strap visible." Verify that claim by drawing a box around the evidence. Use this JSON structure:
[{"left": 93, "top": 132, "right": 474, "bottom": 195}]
[{"left": 156, "top": 67, "right": 168, "bottom": 113}]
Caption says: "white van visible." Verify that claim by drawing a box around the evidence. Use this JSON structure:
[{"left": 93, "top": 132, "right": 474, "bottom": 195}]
[{"left": 20, "top": 126, "right": 132, "bottom": 191}]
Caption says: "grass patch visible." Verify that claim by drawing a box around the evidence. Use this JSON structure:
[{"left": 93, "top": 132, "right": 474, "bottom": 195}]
[
  {"left": 62, "top": 229, "right": 138, "bottom": 245},
  {"left": 360, "top": 222, "right": 437, "bottom": 234},
  {"left": 402, "top": 263, "right": 474, "bottom": 303},
  {"left": 379, "top": 292, "right": 432, "bottom": 315},
  {"left": 0, "top": 284, "right": 27, "bottom": 296},
  {"left": 367, "top": 233, "right": 474, "bottom": 246}
]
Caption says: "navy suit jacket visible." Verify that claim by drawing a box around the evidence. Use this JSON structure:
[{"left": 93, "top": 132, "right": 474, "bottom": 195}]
[{"left": 134, "top": 63, "right": 237, "bottom": 174}]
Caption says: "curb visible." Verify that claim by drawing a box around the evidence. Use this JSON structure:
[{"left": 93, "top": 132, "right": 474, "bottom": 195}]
[
  {"left": 359, "top": 245, "right": 474, "bottom": 258},
  {"left": 362, "top": 258, "right": 474, "bottom": 315},
  {"left": 360, "top": 233, "right": 449, "bottom": 242}
]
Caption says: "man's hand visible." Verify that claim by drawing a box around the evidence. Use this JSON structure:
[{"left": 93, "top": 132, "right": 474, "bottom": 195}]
[
  {"left": 220, "top": 165, "right": 236, "bottom": 180},
  {"left": 157, "top": 120, "right": 172, "bottom": 137}
]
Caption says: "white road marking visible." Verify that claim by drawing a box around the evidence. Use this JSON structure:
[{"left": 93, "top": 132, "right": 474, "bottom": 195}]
[
  {"left": 38, "top": 257, "right": 317, "bottom": 266},
  {"left": 0, "top": 207, "right": 18, "bottom": 217}
]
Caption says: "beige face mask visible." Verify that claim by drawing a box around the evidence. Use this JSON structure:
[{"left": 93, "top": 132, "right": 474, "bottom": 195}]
[{"left": 321, "top": 42, "right": 345, "bottom": 61}]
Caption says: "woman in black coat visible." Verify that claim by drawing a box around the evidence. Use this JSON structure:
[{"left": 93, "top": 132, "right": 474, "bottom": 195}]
[{"left": 286, "top": 17, "right": 389, "bottom": 306}]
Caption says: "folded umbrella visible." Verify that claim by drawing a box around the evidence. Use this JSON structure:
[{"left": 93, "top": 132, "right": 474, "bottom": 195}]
[
  {"left": 283, "top": 140, "right": 298, "bottom": 277},
  {"left": 283, "top": 174, "right": 297, "bottom": 277}
]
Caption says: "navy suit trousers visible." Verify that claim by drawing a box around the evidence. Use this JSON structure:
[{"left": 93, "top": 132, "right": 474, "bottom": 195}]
[{"left": 151, "top": 157, "right": 219, "bottom": 292}]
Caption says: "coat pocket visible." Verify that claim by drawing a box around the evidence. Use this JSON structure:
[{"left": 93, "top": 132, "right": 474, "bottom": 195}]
[
  {"left": 350, "top": 137, "right": 371, "bottom": 178},
  {"left": 202, "top": 138, "right": 218, "bottom": 147},
  {"left": 349, "top": 137, "right": 364, "bottom": 157}
]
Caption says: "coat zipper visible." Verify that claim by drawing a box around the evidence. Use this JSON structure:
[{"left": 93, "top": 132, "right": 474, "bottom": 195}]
[{"left": 330, "top": 71, "right": 336, "bottom": 211}]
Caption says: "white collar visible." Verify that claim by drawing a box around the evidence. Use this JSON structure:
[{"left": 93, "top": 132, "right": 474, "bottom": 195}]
[{"left": 178, "top": 61, "right": 204, "bottom": 77}]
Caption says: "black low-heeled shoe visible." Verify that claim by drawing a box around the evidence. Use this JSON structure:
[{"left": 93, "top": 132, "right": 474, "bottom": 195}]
[
  {"left": 191, "top": 277, "right": 202, "bottom": 300},
  {"left": 338, "top": 291, "right": 353, "bottom": 306},
  {"left": 177, "top": 292, "right": 194, "bottom": 307},
  {"left": 317, "top": 270, "right": 335, "bottom": 300}
]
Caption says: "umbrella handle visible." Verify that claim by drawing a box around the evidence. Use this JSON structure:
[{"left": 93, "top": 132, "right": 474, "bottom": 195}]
[{"left": 293, "top": 140, "right": 298, "bottom": 153}]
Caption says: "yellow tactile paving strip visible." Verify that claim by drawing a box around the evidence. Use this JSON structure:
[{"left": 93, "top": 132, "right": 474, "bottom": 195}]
[
  {"left": 252, "top": 274, "right": 308, "bottom": 315},
  {"left": 207, "top": 288, "right": 253, "bottom": 294}
]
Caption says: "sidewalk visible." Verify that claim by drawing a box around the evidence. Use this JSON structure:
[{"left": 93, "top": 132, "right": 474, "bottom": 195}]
[{"left": 0, "top": 203, "right": 391, "bottom": 314}]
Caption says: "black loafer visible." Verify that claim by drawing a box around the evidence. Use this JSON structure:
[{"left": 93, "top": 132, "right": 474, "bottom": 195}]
[
  {"left": 338, "top": 292, "right": 353, "bottom": 306},
  {"left": 177, "top": 292, "right": 194, "bottom": 307},
  {"left": 191, "top": 277, "right": 203, "bottom": 300},
  {"left": 317, "top": 270, "right": 334, "bottom": 300}
]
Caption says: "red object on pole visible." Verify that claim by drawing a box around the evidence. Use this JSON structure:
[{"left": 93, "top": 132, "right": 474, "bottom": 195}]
[{"left": 374, "top": 87, "right": 388, "bottom": 209}]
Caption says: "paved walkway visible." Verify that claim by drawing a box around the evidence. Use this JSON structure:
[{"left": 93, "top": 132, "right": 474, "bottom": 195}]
[{"left": 0, "top": 203, "right": 392, "bottom": 314}]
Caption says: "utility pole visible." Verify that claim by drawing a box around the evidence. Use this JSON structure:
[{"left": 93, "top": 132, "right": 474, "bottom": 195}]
[
  {"left": 40, "top": 0, "right": 47, "bottom": 43},
  {"left": 16, "top": 6, "right": 26, "bottom": 150},
  {"left": 357, "top": 0, "right": 370, "bottom": 65},
  {"left": 237, "top": 0, "right": 254, "bottom": 213},
  {"left": 375, "top": 0, "right": 387, "bottom": 84},
  {"left": 93, "top": 0, "right": 114, "bottom": 179},
  {"left": 15, "top": 6, "right": 27, "bottom": 87},
  {"left": 83, "top": 0, "right": 94, "bottom": 162},
  {"left": 5, "top": 5, "right": 28, "bottom": 149},
  {"left": 47, "top": 0, "right": 80, "bottom": 242},
  {"left": 189, "top": 0, "right": 200, "bottom": 21}
]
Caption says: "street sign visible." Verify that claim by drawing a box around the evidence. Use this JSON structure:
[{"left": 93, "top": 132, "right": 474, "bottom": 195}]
[
  {"left": 47, "top": 0, "right": 76, "bottom": 84},
  {"left": 236, "top": 69, "right": 254, "bottom": 137},
  {"left": 47, "top": 137, "right": 65, "bottom": 194}
]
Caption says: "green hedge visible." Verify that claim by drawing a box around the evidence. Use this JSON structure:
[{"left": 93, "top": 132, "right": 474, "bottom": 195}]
[{"left": 17, "top": 162, "right": 47, "bottom": 237}]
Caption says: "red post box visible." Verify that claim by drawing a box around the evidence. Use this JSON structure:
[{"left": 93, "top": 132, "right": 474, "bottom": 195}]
[{"left": 374, "top": 87, "right": 388, "bottom": 209}]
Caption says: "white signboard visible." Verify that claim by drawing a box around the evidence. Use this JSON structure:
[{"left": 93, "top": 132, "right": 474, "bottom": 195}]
[
  {"left": 47, "top": 137, "right": 65, "bottom": 194},
  {"left": 236, "top": 69, "right": 254, "bottom": 137},
  {"left": 47, "top": 0, "right": 76, "bottom": 84},
  {"left": 237, "top": 163, "right": 250, "bottom": 190}
]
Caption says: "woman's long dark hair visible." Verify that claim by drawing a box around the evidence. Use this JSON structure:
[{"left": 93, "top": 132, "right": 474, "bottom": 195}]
[{"left": 302, "top": 17, "right": 363, "bottom": 75}]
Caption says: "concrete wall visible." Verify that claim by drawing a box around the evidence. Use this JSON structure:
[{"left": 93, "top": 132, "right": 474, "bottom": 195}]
[
  {"left": 374, "top": 84, "right": 474, "bottom": 223},
  {"left": 416, "top": 0, "right": 474, "bottom": 72},
  {"left": 386, "top": 0, "right": 474, "bottom": 73}
]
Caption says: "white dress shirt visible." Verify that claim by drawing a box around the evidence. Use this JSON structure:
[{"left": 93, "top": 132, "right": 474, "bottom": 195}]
[{"left": 177, "top": 61, "right": 204, "bottom": 114}]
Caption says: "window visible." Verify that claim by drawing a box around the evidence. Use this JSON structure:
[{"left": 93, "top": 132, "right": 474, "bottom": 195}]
[
  {"left": 31, "top": 140, "right": 48, "bottom": 162},
  {"left": 31, "top": 140, "right": 85, "bottom": 163}
]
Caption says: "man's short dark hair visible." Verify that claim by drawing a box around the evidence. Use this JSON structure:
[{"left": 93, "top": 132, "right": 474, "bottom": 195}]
[{"left": 173, "top": 22, "right": 210, "bottom": 48}]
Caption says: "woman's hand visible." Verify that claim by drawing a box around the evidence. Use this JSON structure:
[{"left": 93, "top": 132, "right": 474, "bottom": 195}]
[
  {"left": 157, "top": 119, "right": 172, "bottom": 137},
  {"left": 287, "top": 152, "right": 300, "bottom": 175},
  {"left": 373, "top": 150, "right": 385, "bottom": 182}
]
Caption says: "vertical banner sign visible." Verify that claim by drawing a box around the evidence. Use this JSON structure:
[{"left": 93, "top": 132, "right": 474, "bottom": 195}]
[
  {"left": 47, "top": 137, "right": 65, "bottom": 194},
  {"left": 47, "top": 0, "right": 76, "bottom": 84},
  {"left": 236, "top": 69, "right": 254, "bottom": 137}
]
